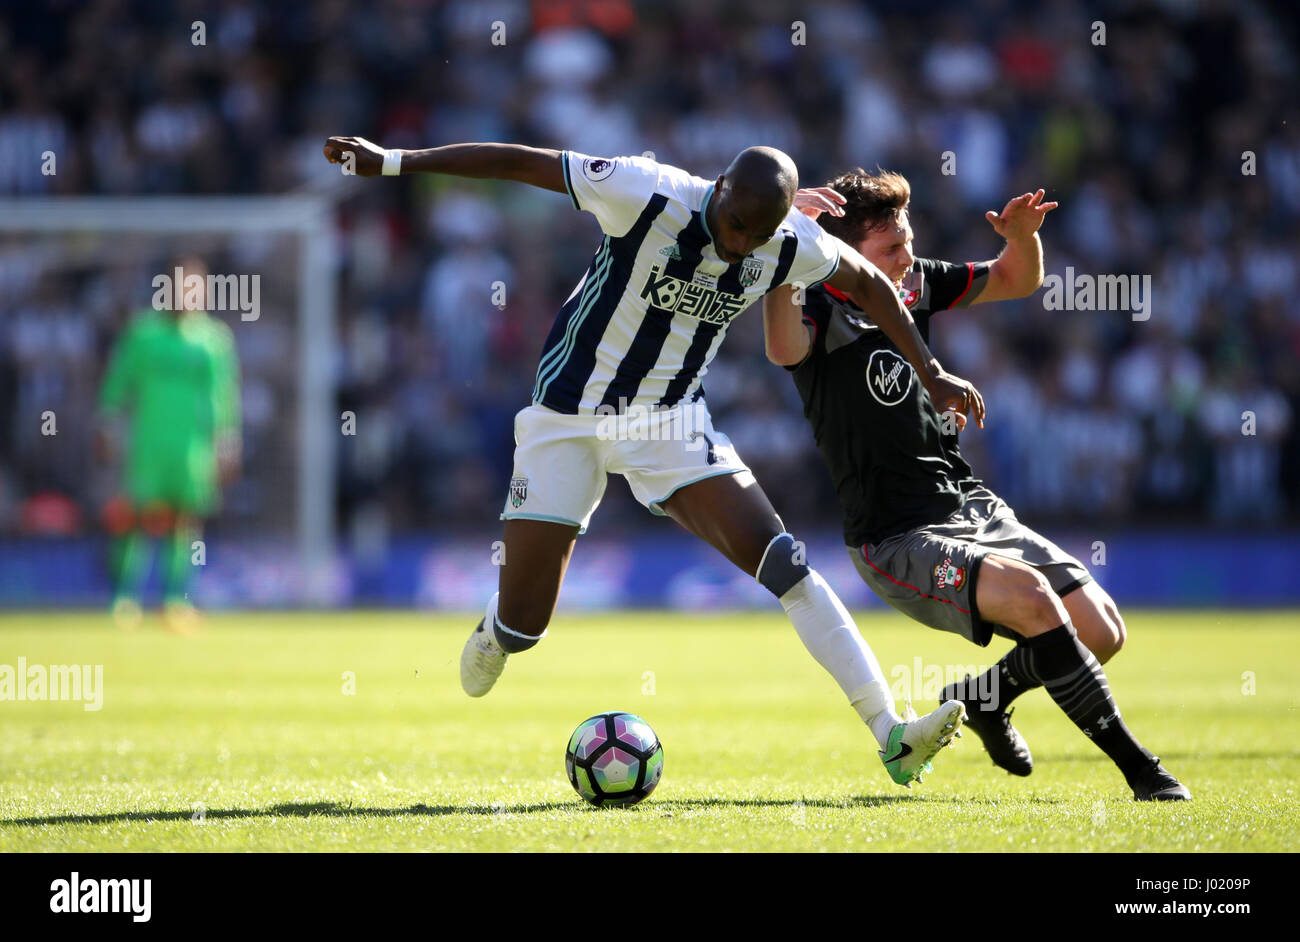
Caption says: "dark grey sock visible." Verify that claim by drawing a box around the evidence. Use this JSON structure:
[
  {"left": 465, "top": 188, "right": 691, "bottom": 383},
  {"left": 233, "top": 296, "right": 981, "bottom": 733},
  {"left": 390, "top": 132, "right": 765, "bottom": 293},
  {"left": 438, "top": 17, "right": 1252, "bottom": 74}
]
[
  {"left": 490, "top": 615, "right": 544, "bottom": 654},
  {"left": 1019, "top": 623, "right": 1153, "bottom": 780},
  {"left": 956, "top": 647, "right": 1038, "bottom": 714}
]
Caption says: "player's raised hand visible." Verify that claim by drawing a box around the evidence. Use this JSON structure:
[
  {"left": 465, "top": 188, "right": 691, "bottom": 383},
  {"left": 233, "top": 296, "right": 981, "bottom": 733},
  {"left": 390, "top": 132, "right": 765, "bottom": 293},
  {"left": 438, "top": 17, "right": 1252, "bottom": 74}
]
[
  {"left": 985, "top": 189, "right": 1058, "bottom": 240},
  {"left": 323, "top": 136, "right": 386, "bottom": 176},
  {"left": 924, "top": 371, "right": 986, "bottom": 430},
  {"left": 793, "top": 186, "right": 846, "bottom": 220}
]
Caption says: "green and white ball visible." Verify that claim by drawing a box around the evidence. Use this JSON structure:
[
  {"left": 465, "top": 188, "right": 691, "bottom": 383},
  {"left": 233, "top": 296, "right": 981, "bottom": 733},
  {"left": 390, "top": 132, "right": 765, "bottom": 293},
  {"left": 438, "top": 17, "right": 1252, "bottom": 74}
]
[{"left": 565, "top": 711, "right": 664, "bottom": 807}]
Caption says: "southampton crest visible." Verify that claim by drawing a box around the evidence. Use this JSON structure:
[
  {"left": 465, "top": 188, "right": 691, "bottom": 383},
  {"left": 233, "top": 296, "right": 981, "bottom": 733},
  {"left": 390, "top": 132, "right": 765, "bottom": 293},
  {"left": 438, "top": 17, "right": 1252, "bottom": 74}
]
[{"left": 934, "top": 556, "right": 966, "bottom": 590}]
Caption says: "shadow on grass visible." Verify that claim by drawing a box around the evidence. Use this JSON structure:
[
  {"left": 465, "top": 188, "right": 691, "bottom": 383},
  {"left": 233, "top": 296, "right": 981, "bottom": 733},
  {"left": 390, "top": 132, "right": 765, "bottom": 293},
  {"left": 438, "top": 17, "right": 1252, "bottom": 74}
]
[
  {"left": 1029, "top": 750, "right": 1300, "bottom": 764},
  {"left": 3, "top": 792, "right": 969, "bottom": 827},
  {"left": 658, "top": 794, "right": 970, "bottom": 810}
]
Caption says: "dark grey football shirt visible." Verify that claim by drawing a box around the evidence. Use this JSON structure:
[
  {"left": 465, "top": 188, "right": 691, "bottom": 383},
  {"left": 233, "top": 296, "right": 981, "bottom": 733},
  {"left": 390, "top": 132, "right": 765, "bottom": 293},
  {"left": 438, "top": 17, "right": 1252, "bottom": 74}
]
[{"left": 789, "top": 257, "right": 991, "bottom": 546}]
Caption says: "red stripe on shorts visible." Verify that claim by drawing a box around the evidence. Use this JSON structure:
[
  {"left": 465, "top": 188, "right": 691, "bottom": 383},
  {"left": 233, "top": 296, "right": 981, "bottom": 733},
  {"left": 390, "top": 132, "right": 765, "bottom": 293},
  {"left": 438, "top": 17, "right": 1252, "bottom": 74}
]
[{"left": 860, "top": 544, "right": 970, "bottom": 615}]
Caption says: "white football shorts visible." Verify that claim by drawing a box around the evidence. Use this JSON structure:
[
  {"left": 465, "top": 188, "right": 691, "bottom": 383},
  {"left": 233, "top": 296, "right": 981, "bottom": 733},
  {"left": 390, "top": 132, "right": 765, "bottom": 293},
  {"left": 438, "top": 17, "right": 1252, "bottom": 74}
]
[{"left": 500, "top": 400, "right": 752, "bottom": 532}]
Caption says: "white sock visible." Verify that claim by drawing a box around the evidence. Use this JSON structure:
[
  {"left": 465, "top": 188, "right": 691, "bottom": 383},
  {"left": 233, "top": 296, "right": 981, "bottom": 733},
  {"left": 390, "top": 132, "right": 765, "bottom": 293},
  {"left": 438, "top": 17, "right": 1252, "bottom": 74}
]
[{"left": 779, "top": 569, "right": 901, "bottom": 748}]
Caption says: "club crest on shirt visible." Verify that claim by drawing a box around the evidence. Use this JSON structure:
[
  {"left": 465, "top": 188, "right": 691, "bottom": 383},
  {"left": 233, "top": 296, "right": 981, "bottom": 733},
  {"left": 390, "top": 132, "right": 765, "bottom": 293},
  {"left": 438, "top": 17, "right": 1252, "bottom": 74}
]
[
  {"left": 582, "top": 158, "right": 616, "bottom": 181},
  {"left": 898, "top": 271, "right": 924, "bottom": 309},
  {"left": 739, "top": 257, "right": 765, "bottom": 287},
  {"left": 866, "top": 348, "right": 914, "bottom": 406},
  {"left": 935, "top": 556, "right": 965, "bottom": 590},
  {"left": 509, "top": 475, "right": 529, "bottom": 508}
]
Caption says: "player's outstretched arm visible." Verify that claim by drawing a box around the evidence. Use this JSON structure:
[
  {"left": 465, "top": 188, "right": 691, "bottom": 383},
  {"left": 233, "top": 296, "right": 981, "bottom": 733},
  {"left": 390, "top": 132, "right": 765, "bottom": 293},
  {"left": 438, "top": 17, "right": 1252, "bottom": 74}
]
[
  {"left": 974, "top": 188, "right": 1058, "bottom": 304},
  {"left": 828, "top": 239, "right": 986, "bottom": 427},
  {"left": 763, "top": 284, "right": 811, "bottom": 367},
  {"left": 322, "top": 137, "right": 566, "bottom": 193}
]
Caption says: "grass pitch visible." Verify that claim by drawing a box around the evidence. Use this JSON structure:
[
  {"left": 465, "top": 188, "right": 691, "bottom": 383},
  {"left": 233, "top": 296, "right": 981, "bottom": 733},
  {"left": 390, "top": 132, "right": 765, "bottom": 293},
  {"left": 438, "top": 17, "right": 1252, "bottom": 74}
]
[{"left": 1, "top": 610, "right": 1296, "bottom": 852}]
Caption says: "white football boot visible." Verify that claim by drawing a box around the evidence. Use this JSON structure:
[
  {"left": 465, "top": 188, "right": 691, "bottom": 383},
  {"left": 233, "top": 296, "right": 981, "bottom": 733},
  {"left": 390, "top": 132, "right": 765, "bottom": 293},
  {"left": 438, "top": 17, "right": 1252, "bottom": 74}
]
[
  {"left": 878, "top": 699, "right": 966, "bottom": 786},
  {"left": 460, "top": 617, "right": 509, "bottom": 697}
]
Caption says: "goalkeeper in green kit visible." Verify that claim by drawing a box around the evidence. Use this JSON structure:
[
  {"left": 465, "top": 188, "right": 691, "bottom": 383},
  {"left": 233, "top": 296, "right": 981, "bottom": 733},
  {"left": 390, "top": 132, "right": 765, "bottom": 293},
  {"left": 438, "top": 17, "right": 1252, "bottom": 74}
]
[{"left": 98, "top": 258, "right": 242, "bottom": 632}]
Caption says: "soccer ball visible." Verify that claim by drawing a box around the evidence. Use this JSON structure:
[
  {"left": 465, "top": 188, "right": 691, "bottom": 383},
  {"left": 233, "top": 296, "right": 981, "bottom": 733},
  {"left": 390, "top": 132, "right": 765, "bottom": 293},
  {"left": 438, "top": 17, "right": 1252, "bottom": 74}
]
[{"left": 565, "top": 711, "right": 664, "bottom": 807}]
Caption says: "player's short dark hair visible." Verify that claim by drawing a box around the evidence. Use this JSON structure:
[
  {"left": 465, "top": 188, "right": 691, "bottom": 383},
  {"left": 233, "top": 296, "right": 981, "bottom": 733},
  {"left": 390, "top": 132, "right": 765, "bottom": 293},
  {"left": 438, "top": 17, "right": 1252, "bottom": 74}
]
[{"left": 818, "top": 168, "right": 911, "bottom": 244}]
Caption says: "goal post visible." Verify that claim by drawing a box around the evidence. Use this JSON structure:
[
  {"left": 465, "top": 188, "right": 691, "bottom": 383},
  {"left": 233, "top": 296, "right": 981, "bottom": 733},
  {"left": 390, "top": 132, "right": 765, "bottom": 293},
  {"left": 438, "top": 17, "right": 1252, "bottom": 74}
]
[{"left": 0, "top": 195, "right": 338, "bottom": 603}]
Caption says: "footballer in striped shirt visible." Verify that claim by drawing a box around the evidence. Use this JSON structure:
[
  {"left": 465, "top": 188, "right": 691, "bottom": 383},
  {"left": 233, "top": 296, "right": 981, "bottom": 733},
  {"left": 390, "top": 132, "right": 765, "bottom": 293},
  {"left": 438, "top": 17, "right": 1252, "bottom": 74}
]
[{"left": 325, "top": 137, "right": 984, "bottom": 786}]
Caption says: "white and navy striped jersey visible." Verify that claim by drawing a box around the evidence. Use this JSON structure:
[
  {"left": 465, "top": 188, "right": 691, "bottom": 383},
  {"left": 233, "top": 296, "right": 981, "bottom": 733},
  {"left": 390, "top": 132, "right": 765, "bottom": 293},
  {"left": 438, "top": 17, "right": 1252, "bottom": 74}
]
[{"left": 531, "top": 150, "right": 841, "bottom": 414}]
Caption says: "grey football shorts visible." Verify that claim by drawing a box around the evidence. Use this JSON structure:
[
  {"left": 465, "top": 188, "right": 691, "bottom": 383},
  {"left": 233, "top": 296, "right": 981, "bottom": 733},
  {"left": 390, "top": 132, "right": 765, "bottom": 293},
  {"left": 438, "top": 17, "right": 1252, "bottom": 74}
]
[{"left": 847, "top": 486, "right": 1092, "bottom": 647}]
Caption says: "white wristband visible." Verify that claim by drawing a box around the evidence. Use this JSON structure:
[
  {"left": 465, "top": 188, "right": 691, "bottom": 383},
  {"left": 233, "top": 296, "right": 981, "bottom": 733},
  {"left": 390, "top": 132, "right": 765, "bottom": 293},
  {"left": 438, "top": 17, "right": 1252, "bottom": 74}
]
[{"left": 381, "top": 150, "right": 402, "bottom": 176}]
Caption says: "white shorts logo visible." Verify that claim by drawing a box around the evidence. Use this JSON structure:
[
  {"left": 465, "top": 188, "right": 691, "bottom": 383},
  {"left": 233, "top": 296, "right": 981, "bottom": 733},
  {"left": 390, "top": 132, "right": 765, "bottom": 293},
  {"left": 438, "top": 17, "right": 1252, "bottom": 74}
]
[
  {"left": 866, "top": 348, "right": 913, "bottom": 406},
  {"left": 509, "top": 476, "right": 528, "bottom": 508}
]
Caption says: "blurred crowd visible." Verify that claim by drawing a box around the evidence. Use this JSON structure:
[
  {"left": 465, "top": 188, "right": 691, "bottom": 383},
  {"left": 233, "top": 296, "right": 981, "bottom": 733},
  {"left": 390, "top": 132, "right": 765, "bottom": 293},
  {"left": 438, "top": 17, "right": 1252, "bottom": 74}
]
[{"left": 1, "top": 0, "right": 1297, "bottom": 542}]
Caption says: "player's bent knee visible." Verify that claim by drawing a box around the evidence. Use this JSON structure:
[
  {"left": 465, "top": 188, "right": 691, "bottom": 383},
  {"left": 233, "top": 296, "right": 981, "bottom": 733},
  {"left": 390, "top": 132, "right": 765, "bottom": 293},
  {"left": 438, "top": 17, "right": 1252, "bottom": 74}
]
[
  {"left": 727, "top": 516, "right": 789, "bottom": 577},
  {"left": 1108, "top": 605, "right": 1127, "bottom": 653},
  {"left": 1087, "top": 592, "right": 1126, "bottom": 660},
  {"left": 1009, "top": 567, "right": 1065, "bottom": 633}
]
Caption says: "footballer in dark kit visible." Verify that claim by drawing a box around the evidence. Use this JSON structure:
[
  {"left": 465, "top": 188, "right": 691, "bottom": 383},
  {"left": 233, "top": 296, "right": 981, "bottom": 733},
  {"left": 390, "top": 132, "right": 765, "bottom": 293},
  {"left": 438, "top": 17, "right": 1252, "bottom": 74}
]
[{"left": 770, "top": 169, "right": 1189, "bottom": 801}]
